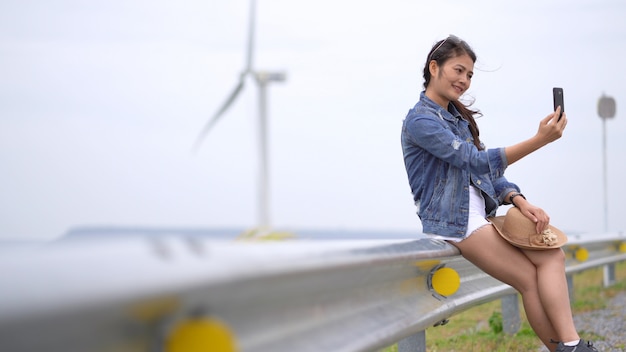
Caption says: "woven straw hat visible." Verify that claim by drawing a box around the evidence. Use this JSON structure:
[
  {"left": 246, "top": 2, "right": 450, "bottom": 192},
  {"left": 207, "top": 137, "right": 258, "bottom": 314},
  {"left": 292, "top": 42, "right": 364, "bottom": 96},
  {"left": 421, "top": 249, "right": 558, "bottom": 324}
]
[{"left": 488, "top": 207, "right": 567, "bottom": 250}]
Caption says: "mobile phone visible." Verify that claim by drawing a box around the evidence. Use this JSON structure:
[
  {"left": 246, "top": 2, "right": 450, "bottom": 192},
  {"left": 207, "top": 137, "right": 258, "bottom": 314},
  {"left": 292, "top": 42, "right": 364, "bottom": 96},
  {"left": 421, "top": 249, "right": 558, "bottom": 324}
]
[{"left": 553, "top": 87, "right": 564, "bottom": 121}]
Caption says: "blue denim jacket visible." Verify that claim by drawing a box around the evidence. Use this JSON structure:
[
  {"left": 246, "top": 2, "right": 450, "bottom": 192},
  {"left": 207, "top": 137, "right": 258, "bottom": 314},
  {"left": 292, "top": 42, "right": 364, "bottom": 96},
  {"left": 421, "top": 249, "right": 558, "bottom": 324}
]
[{"left": 401, "top": 92, "right": 520, "bottom": 238}]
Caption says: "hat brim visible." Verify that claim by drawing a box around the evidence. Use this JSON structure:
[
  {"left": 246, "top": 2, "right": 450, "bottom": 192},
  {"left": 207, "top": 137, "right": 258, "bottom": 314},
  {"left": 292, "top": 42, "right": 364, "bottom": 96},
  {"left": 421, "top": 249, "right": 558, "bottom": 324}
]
[{"left": 488, "top": 215, "right": 568, "bottom": 250}]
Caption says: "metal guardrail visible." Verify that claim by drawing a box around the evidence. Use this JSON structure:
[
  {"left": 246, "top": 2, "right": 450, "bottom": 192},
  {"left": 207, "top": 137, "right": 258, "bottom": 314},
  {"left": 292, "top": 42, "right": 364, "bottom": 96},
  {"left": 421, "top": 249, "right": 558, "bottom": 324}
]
[{"left": 0, "top": 231, "right": 624, "bottom": 352}]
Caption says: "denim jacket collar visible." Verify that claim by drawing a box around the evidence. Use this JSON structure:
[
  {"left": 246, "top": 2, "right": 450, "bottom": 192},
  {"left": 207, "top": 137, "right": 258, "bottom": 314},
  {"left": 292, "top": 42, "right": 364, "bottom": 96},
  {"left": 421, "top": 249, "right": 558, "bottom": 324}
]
[{"left": 419, "top": 91, "right": 462, "bottom": 124}]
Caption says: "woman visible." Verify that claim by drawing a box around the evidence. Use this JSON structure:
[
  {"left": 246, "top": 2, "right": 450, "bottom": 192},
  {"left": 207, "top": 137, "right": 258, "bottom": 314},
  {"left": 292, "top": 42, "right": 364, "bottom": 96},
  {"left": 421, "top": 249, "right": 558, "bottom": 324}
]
[{"left": 401, "top": 35, "right": 597, "bottom": 352}]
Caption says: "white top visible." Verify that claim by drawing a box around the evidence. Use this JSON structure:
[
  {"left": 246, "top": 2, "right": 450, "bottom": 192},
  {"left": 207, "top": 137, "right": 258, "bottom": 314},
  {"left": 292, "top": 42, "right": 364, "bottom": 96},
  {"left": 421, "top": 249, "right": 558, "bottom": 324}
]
[{"left": 426, "top": 185, "right": 491, "bottom": 243}]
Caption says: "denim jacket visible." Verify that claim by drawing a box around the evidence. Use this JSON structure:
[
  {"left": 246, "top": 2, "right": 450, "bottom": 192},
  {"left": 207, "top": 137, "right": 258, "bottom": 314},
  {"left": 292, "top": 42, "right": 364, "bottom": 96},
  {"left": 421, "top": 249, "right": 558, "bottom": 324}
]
[{"left": 401, "top": 92, "right": 520, "bottom": 238}]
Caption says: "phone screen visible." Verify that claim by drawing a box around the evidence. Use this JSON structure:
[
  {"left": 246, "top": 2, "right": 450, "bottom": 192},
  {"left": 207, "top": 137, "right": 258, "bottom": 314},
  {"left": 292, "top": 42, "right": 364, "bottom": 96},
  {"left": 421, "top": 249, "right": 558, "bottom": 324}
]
[{"left": 553, "top": 87, "right": 564, "bottom": 121}]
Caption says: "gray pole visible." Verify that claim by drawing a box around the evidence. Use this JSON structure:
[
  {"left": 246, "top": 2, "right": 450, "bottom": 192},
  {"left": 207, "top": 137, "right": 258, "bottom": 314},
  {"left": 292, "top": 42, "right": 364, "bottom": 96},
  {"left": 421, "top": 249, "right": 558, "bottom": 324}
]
[
  {"left": 255, "top": 71, "right": 286, "bottom": 229},
  {"left": 598, "top": 93, "right": 616, "bottom": 287},
  {"left": 602, "top": 117, "right": 608, "bottom": 232},
  {"left": 597, "top": 94, "right": 616, "bottom": 232},
  {"left": 258, "top": 77, "right": 269, "bottom": 229}
]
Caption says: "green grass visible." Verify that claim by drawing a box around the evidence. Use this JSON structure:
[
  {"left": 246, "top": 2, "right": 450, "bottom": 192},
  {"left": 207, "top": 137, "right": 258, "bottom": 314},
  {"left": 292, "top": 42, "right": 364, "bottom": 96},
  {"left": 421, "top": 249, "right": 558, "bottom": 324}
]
[{"left": 381, "top": 261, "right": 626, "bottom": 352}]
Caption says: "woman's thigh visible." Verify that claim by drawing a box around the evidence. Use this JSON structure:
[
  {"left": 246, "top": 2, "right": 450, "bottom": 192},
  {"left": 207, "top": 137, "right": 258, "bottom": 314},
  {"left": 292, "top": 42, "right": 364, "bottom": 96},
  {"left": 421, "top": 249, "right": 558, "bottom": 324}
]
[
  {"left": 450, "top": 224, "right": 538, "bottom": 292},
  {"left": 521, "top": 247, "right": 566, "bottom": 268}
]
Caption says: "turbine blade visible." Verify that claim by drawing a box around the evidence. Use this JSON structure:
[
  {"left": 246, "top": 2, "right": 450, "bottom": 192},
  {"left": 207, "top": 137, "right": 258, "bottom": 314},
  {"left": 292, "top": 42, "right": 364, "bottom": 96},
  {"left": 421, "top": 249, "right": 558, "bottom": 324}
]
[
  {"left": 244, "top": 0, "right": 256, "bottom": 72},
  {"left": 192, "top": 79, "right": 245, "bottom": 153}
]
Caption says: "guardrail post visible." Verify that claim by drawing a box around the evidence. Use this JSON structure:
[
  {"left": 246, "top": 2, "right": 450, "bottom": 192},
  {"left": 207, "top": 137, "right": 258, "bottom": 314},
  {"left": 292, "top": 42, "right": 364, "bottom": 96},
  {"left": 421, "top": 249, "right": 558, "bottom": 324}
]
[
  {"left": 603, "top": 264, "right": 616, "bottom": 287},
  {"left": 501, "top": 293, "right": 520, "bottom": 334},
  {"left": 566, "top": 273, "right": 574, "bottom": 302},
  {"left": 397, "top": 330, "right": 426, "bottom": 352}
]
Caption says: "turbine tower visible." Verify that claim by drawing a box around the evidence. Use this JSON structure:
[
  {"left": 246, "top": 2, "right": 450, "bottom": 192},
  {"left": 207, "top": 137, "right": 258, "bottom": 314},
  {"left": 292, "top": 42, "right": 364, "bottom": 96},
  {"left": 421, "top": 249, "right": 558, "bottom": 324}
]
[{"left": 193, "top": 0, "right": 285, "bottom": 229}]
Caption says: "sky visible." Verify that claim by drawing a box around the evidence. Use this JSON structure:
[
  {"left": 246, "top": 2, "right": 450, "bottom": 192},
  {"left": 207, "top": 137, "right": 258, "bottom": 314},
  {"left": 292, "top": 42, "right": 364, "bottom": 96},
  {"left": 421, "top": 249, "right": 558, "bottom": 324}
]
[{"left": 1, "top": 0, "right": 625, "bottom": 241}]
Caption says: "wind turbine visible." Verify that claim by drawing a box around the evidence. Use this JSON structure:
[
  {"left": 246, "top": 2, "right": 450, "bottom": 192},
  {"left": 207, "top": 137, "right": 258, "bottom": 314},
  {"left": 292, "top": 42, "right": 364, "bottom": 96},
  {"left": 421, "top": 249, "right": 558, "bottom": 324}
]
[{"left": 193, "top": 0, "right": 286, "bottom": 229}]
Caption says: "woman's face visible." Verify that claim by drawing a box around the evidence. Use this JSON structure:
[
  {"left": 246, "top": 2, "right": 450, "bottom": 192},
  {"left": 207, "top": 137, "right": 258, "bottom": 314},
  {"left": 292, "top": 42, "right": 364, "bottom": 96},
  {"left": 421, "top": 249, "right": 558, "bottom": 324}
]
[{"left": 428, "top": 53, "right": 474, "bottom": 106}]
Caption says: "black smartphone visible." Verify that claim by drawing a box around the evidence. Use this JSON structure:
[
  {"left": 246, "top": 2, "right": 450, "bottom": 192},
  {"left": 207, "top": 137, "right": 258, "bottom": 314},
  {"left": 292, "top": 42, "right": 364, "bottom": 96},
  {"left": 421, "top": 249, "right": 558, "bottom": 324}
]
[{"left": 553, "top": 87, "right": 564, "bottom": 121}]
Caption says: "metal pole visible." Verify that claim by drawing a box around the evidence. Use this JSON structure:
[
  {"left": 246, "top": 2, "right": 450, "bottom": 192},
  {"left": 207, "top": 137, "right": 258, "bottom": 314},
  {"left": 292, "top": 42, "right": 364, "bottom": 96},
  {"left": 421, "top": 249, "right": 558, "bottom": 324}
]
[
  {"left": 254, "top": 71, "right": 285, "bottom": 229},
  {"left": 567, "top": 273, "right": 574, "bottom": 302},
  {"left": 258, "top": 76, "right": 270, "bottom": 229},
  {"left": 597, "top": 93, "right": 616, "bottom": 287},
  {"left": 602, "top": 117, "right": 608, "bottom": 232},
  {"left": 501, "top": 294, "right": 521, "bottom": 334},
  {"left": 601, "top": 119, "right": 614, "bottom": 286},
  {"left": 597, "top": 93, "right": 616, "bottom": 232},
  {"left": 398, "top": 330, "right": 426, "bottom": 352}
]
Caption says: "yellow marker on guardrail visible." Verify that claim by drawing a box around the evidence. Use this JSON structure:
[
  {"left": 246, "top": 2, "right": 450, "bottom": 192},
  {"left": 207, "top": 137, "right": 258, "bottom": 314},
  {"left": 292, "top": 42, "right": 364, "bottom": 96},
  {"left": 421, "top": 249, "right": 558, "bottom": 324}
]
[
  {"left": 575, "top": 247, "right": 589, "bottom": 262},
  {"left": 566, "top": 245, "right": 589, "bottom": 262},
  {"left": 167, "top": 317, "right": 237, "bottom": 352},
  {"left": 428, "top": 265, "right": 460, "bottom": 299},
  {"left": 619, "top": 242, "right": 626, "bottom": 253}
]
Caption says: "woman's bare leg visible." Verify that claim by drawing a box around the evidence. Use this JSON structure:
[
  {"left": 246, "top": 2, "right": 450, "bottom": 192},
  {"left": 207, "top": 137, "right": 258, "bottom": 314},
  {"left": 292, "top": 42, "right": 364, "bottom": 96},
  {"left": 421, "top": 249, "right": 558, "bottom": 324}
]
[
  {"left": 450, "top": 225, "right": 578, "bottom": 351},
  {"left": 521, "top": 248, "right": 579, "bottom": 342}
]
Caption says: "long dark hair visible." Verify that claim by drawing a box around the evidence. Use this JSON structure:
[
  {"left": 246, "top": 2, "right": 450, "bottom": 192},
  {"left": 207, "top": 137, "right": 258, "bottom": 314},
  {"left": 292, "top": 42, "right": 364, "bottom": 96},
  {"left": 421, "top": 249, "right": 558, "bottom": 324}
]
[{"left": 423, "top": 35, "right": 483, "bottom": 150}]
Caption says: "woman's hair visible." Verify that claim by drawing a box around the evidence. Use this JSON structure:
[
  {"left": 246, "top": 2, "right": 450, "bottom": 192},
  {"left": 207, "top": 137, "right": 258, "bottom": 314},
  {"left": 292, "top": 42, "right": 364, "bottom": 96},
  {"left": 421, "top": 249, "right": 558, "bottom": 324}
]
[{"left": 423, "top": 35, "right": 483, "bottom": 150}]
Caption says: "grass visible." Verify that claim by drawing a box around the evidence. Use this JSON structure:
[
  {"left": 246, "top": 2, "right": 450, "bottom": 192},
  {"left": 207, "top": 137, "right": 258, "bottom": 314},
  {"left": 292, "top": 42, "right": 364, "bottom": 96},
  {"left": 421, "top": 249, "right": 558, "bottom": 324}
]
[{"left": 381, "top": 261, "right": 626, "bottom": 352}]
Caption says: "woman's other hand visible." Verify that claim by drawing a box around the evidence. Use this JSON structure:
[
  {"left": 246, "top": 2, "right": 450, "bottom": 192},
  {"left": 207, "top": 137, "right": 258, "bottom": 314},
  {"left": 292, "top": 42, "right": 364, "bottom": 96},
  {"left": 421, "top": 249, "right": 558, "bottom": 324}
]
[{"left": 519, "top": 202, "right": 550, "bottom": 234}]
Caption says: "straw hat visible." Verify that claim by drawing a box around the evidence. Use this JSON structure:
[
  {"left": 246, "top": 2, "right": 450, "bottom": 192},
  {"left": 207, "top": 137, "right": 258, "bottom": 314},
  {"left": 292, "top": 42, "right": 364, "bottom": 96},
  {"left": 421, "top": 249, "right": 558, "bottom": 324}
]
[{"left": 488, "top": 207, "right": 568, "bottom": 250}]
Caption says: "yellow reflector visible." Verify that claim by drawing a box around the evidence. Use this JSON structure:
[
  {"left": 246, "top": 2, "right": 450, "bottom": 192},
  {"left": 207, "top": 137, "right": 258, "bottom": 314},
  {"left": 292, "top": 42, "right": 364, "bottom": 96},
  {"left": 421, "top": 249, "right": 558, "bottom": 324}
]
[
  {"left": 575, "top": 248, "right": 589, "bottom": 262},
  {"left": 619, "top": 242, "right": 626, "bottom": 253},
  {"left": 167, "top": 318, "right": 237, "bottom": 352},
  {"left": 431, "top": 267, "right": 461, "bottom": 296}
]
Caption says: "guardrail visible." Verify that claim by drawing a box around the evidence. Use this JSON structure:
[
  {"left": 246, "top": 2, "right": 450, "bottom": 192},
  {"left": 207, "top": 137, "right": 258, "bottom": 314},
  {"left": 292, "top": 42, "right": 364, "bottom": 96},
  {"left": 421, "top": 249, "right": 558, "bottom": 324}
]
[{"left": 0, "top": 231, "right": 624, "bottom": 352}]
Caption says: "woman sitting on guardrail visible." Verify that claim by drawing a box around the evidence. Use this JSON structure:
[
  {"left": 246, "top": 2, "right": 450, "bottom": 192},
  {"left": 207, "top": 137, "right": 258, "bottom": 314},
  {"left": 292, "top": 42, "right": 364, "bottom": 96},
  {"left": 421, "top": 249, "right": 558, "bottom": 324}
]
[{"left": 401, "top": 35, "right": 598, "bottom": 352}]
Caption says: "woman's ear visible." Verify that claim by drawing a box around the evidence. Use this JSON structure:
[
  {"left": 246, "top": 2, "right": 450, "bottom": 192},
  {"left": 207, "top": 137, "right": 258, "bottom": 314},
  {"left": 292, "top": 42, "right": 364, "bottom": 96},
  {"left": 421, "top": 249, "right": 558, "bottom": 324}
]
[{"left": 429, "top": 60, "right": 439, "bottom": 78}]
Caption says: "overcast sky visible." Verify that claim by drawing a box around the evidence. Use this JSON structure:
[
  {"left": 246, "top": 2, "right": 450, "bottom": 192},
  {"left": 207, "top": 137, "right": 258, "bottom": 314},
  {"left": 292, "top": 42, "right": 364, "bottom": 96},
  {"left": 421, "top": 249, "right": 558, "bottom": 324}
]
[{"left": 1, "top": 0, "right": 625, "bottom": 240}]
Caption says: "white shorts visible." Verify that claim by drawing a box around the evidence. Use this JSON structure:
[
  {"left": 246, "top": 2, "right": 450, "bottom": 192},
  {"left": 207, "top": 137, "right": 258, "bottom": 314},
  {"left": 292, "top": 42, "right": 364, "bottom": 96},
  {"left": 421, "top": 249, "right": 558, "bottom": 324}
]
[{"left": 427, "top": 185, "right": 491, "bottom": 243}]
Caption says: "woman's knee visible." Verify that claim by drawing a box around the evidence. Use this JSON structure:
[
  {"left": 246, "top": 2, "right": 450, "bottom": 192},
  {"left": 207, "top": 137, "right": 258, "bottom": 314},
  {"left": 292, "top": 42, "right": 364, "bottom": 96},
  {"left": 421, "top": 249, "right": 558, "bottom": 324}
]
[
  {"left": 544, "top": 248, "right": 566, "bottom": 266},
  {"left": 514, "top": 267, "right": 540, "bottom": 294},
  {"left": 552, "top": 248, "right": 566, "bottom": 262}
]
